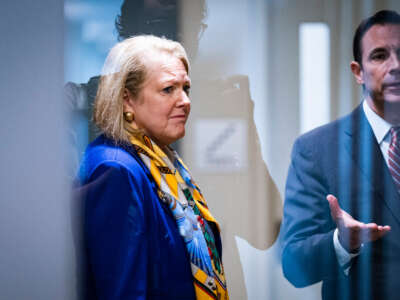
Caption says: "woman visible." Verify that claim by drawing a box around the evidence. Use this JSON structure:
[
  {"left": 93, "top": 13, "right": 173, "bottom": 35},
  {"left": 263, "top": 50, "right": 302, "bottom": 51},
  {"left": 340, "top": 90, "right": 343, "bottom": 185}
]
[{"left": 78, "top": 35, "right": 229, "bottom": 300}]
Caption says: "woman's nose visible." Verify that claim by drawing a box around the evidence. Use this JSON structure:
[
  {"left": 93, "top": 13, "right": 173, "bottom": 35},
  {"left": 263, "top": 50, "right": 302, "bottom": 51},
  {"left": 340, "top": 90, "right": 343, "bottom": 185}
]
[{"left": 178, "top": 90, "right": 191, "bottom": 106}]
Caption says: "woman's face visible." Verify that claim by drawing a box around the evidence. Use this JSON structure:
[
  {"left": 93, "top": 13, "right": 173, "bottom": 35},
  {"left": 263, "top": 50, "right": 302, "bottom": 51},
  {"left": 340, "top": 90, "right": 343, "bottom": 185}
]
[{"left": 125, "top": 54, "right": 191, "bottom": 147}]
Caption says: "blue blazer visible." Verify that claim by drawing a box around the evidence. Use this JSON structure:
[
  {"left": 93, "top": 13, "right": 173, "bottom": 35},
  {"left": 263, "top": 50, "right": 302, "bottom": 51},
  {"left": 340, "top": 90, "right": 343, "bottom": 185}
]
[
  {"left": 77, "top": 135, "right": 201, "bottom": 300},
  {"left": 281, "top": 105, "right": 400, "bottom": 300}
]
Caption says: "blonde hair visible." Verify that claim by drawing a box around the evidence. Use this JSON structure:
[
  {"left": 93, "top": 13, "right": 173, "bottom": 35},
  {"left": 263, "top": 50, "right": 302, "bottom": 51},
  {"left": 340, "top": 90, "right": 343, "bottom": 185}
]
[{"left": 93, "top": 35, "right": 190, "bottom": 143}]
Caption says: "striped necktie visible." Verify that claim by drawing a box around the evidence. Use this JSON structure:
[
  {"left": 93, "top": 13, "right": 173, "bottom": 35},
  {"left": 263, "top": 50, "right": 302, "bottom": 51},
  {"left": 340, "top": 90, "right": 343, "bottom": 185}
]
[{"left": 388, "top": 127, "right": 400, "bottom": 192}]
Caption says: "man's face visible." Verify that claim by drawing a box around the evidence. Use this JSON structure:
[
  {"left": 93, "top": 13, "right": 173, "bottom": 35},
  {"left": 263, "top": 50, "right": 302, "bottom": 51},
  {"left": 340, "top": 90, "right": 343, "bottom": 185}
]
[{"left": 351, "top": 24, "right": 400, "bottom": 118}]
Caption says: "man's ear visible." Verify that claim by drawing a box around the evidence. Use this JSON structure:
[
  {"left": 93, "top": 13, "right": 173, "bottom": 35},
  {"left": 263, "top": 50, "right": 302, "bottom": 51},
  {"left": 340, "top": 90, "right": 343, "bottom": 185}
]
[{"left": 350, "top": 61, "right": 364, "bottom": 85}]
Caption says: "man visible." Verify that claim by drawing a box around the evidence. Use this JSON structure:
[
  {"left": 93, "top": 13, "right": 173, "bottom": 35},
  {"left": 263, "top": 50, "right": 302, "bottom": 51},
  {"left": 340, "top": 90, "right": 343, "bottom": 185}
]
[{"left": 281, "top": 10, "right": 400, "bottom": 300}]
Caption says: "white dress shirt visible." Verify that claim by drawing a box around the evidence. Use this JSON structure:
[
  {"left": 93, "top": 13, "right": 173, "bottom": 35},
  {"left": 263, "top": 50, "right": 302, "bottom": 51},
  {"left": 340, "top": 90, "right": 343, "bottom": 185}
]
[{"left": 333, "top": 100, "right": 393, "bottom": 275}]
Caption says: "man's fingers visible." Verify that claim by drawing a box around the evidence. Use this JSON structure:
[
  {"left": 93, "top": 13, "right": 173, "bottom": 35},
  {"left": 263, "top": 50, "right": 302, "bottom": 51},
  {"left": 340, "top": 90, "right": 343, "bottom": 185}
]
[
  {"left": 360, "top": 224, "right": 391, "bottom": 242},
  {"left": 364, "top": 223, "right": 391, "bottom": 232},
  {"left": 326, "top": 194, "right": 342, "bottom": 221},
  {"left": 364, "top": 223, "right": 378, "bottom": 230}
]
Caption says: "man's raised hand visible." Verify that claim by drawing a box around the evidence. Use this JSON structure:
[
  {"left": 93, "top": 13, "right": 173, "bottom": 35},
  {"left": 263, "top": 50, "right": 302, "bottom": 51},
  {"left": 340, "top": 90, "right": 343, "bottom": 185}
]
[{"left": 326, "top": 194, "right": 391, "bottom": 252}]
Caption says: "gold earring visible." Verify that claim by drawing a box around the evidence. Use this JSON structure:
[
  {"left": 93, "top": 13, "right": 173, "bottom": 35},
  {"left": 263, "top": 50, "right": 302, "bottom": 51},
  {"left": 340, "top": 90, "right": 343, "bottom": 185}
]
[{"left": 124, "top": 112, "right": 134, "bottom": 123}]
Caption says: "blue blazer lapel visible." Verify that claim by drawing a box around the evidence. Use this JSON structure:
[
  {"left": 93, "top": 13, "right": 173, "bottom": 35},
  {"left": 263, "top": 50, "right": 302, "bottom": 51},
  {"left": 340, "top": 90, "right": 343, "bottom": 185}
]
[{"left": 343, "top": 104, "right": 400, "bottom": 225}]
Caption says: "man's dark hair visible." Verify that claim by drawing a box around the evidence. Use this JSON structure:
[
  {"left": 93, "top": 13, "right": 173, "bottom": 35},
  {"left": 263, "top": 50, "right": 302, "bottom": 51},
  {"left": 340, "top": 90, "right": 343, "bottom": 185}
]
[
  {"left": 115, "top": 0, "right": 178, "bottom": 41},
  {"left": 353, "top": 10, "right": 400, "bottom": 66}
]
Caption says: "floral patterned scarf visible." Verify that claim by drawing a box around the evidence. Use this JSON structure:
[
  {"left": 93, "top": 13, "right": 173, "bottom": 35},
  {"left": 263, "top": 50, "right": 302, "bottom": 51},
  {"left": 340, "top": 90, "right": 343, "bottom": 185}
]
[{"left": 129, "top": 132, "right": 229, "bottom": 300}]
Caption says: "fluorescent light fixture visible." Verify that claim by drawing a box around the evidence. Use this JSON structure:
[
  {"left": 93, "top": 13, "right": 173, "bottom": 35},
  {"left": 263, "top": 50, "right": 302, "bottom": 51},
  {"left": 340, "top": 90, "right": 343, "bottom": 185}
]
[{"left": 299, "top": 23, "right": 330, "bottom": 134}]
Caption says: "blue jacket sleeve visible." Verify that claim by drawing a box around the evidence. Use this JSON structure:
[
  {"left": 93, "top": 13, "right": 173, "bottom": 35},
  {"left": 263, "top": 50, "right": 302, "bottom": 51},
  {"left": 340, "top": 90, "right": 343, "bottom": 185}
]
[
  {"left": 281, "top": 138, "right": 341, "bottom": 287},
  {"left": 83, "top": 161, "right": 149, "bottom": 299}
]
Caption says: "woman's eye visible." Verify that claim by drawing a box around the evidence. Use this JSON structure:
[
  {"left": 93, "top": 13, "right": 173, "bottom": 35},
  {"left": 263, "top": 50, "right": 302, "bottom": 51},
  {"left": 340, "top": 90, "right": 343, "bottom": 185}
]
[
  {"left": 184, "top": 85, "right": 191, "bottom": 95},
  {"left": 163, "top": 86, "right": 174, "bottom": 94}
]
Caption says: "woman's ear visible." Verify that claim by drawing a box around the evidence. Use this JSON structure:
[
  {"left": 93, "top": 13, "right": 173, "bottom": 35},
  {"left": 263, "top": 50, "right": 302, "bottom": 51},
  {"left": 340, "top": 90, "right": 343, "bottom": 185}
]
[
  {"left": 123, "top": 88, "right": 134, "bottom": 112},
  {"left": 123, "top": 89, "right": 136, "bottom": 124}
]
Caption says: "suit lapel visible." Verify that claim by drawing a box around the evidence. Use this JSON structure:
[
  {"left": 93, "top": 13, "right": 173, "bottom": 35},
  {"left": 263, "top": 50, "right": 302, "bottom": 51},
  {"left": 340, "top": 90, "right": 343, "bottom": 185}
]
[{"left": 343, "top": 104, "right": 400, "bottom": 225}]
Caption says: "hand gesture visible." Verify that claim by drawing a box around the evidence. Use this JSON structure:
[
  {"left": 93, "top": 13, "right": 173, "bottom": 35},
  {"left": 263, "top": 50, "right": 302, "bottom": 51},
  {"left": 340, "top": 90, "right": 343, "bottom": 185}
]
[{"left": 326, "top": 194, "right": 391, "bottom": 252}]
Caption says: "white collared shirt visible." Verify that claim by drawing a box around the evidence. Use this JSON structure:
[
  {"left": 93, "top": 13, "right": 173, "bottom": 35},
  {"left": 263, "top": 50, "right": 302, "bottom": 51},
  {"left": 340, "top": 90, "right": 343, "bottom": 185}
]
[
  {"left": 363, "top": 100, "right": 393, "bottom": 166},
  {"left": 333, "top": 100, "right": 394, "bottom": 275}
]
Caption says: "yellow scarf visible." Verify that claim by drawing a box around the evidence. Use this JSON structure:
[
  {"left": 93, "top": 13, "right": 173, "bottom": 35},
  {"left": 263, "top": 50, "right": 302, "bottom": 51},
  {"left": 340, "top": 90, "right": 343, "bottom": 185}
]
[{"left": 129, "top": 132, "right": 229, "bottom": 300}]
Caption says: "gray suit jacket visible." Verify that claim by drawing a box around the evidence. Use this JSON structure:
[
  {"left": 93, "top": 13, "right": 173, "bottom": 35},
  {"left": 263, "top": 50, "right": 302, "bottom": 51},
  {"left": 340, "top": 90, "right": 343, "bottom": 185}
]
[{"left": 281, "top": 104, "right": 400, "bottom": 300}]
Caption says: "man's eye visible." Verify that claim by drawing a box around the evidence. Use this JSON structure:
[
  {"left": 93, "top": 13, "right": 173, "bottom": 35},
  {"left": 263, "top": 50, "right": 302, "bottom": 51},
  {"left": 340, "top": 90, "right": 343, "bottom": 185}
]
[
  {"left": 371, "top": 52, "right": 388, "bottom": 61},
  {"left": 184, "top": 85, "right": 191, "bottom": 95},
  {"left": 163, "top": 86, "right": 174, "bottom": 94}
]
